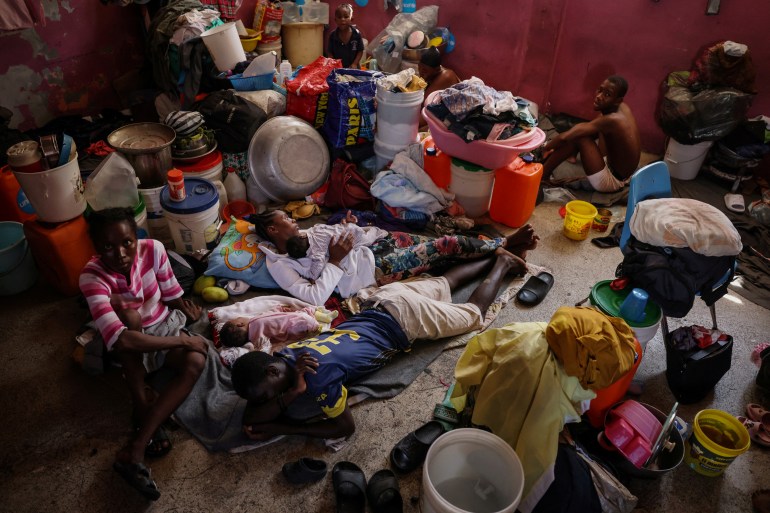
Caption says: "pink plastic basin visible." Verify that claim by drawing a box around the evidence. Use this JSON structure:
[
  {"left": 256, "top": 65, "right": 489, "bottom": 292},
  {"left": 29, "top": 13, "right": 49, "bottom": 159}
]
[
  {"left": 423, "top": 91, "right": 546, "bottom": 169},
  {"left": 603, "top": 400, "right": 663, "bottom": 468}
]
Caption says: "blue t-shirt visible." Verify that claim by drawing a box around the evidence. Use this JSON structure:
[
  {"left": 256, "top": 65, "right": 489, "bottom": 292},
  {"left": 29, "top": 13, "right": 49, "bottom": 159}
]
[
  {"left": 279, "top": 309, "right": 408, "bottom": 418},
  {"left": 327, "top": 26, "right": 363, "bottom": 68}
]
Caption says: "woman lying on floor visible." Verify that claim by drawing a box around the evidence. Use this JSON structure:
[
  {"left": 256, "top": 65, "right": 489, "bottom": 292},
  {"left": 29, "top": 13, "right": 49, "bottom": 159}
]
[
  {"left": 79, "top": 207, "right": 209, "bottom": 501},
  {"left": 250, "top": 209, "right": 540, "bottom": 305}
]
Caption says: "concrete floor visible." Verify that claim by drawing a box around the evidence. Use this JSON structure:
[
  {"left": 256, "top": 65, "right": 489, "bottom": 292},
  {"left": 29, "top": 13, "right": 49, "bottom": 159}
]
[{"left": 1, "top": 170, "right": 769, "bottom": 513}]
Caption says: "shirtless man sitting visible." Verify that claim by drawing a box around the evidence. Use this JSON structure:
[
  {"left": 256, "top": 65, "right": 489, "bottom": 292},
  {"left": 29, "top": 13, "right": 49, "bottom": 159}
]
[
  {"left": 542, "top": 75, "right": 641, "bottom": 192},
  {"left": 419, "top": 47, "right": 461, "bottom": 99}
]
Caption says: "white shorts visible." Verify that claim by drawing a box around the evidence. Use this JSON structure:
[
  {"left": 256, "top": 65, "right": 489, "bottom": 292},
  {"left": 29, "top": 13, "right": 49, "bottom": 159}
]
[
  {"left": 587, "top": 158, "right": 628, "bottom": 192},
  {"left": 356, "top": 276, "right": 483, "bottom": 342}
]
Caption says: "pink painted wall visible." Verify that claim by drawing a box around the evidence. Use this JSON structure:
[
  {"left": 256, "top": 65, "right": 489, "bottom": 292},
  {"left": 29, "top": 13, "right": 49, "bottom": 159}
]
[
  {"left": 0, "top": 0, "right": 144, "bottom": 131},
  {"left": 3, "top": 0, "right": 767, "bottom": 156}
]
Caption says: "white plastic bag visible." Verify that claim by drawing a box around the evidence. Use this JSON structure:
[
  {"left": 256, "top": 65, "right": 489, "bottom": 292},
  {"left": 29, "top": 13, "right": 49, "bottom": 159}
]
[{"left": 85, "top": 152, "right": 140, "bottom": 210}]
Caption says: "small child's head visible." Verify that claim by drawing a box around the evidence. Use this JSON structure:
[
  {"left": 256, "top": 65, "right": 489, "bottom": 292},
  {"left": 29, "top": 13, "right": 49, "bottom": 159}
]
[
  {"left": 335, "top": 3, "right": 353, "bottom": 27},
  {"left": 220, "top": 317, "right": 250, "bottom": 347},
  {"left": 286, "top": 234, "right": 310, "bottom": 259}
]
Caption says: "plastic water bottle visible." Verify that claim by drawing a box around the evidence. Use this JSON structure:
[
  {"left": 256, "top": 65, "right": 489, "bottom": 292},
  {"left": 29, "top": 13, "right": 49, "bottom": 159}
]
[
  {"left": 279, "top": 59, "right": 292, "bottom": 86},
  {"left": 224, "top": 169, "right": 246, "bottom": 202}
]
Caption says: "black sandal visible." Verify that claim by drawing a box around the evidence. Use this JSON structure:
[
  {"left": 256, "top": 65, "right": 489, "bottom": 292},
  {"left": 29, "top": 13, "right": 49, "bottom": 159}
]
[
  {"left": 366, "top": 469, "right": 403, "bottom": 513},
  {"left": 113, "top": 460, "right": 161, "bottom": 501},
  {"left": 145, "top": 426, "right": 172, "bottom": 458}
]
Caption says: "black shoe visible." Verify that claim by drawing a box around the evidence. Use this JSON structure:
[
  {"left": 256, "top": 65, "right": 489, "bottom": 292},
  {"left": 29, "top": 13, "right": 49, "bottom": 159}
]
[
  {"left": 282, "top": 457, "right": 328, "bottom": 484},
  {"left": 757, "top": 347, "right": 770, "bottom": 392},
  {"left": 390, "top": 421, "right": 445, "bottom": 474}
]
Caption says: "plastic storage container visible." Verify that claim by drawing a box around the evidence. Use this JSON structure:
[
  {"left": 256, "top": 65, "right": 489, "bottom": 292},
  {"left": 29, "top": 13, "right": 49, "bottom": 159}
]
[
  {"left": 23, "top": 215, "right": 95, "bottom": 296},
  {"left": 589, "top": 280, "right": 661, "bottom": 351},
  {"left": 176, "top": 150, "right": 224, "bottom": 183},
  {"left": 257, "top": 40, "right": 282, "bottom": 62},
  {"left": 489, "top": 160, "right": 543, "bottom": 228},
  {"left": 302, "top": 0, "right": 329, "bottom": 24},
  {"left": 0, "top": 221, "right": 38, "bottom": 295},
  {"left": 423, "top": 138, "right": 451, "bottom": 190},
  {"left": 664, "top": 138, "right": 713, "bottom": 180},
  {"left": 375, "top": 85, "right": 424, "bottom": 151},
  {"left": 0, "top": 166, "right": 36, "bottom": 223},
  {"left": 281, "top": 22, "right": 324, "bottom": 67},
  {"left": 586, "top": 338, "right": 643, "bottom": 428},
  {"left": 449, "top": 158, "right": 496, "bottom": 218},
  {"left": 200, "top": 22, "right": 247, "bottom": 72},
  {"left": 279, "top": 59, "right": 293, "bottom": 86},
  {"left": 224, "top": 168, "right": 247, "bottom": 202},
  {"left": 13, "top": 153, "right": 86, "bottom": 223},
  {"left": 139, "top": 185, "right": 175, "bottom": 249},
  {"left": 160, "top": 178, "right": 221, "bottom": 255},
  {"left": 563, "top": 200, "right": 598, "bottom": 241},
  {"left": 280, "top": 1, "right": 301, "bottom": 23},
  {"left": 421, "top": 429, "right": 525, "bottom": 513}
]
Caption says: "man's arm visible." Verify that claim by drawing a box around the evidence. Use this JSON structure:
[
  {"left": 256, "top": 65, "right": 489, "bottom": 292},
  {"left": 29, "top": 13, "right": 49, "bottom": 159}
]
[
  {"left": 244, "top": 407, "right": 356, "bottom": 440},
  {"left": 545, "top": 115, "right": 617, "bottom": 150},
  {"left": 165, "top": 297, "right": 202, "bottom": 323},
  {"left": 113, "top": 329, "right": 208, "bottom": 355}
]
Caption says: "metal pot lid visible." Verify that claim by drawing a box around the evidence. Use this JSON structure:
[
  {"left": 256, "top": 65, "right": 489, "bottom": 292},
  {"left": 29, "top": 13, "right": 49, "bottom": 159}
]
[
  {"left": 247, "top": 116, "right": 330, "bottom": 202},
  {"left": 108, "top": 123, "right": 176, "bottom": 154}
]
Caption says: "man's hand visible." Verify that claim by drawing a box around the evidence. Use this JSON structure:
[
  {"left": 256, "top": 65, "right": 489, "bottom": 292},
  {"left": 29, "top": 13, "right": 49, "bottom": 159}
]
[
  {"left": 292, "top": 352, "right": 319, "bottom": 395},
  {"left": 181, "top": 332, "right": 208, "bottom": 356},
  {"left": 179, "top": 298, "right": 202, "bottom": 322},
  {"left": 243, "top": 424, "right": 275, "bottom": 441},
  {"left": 328, "top": 232, "right": 354, "bottom": 267}
]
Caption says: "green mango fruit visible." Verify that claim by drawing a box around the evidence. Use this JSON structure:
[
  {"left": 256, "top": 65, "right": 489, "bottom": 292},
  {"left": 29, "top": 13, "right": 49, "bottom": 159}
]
[
  {"left": 194, "top": 275, "right": 216, "bottom": 295},
  {"left": 202, "top": 286, "right": 229, "bottom": 303}
]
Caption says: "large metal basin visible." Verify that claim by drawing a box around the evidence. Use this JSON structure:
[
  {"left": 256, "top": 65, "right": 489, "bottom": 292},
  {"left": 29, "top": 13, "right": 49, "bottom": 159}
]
[
  {"left": 247, "top": 116, "right": 329, "bottom": 203},
  {"left": 107, "top": 123, "right": 176, "bottom": 188}
]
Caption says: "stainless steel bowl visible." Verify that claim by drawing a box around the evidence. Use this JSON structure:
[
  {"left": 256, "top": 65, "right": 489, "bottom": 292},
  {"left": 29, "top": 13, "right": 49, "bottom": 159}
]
[
  {"left": 247, "top": 116, "right": 330, "bottom": 203},
  {"left": 107, "top": 123, "right": 176, "bottom": 188}
]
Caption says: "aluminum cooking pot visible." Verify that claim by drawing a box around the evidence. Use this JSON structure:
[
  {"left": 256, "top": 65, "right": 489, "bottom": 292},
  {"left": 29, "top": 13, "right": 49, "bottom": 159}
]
[
  {"left": 107, "top": 123, "right": 176, "bottom": 188},
  {"left": 247, "top": 116, "right": 330, "bottom": 203}
]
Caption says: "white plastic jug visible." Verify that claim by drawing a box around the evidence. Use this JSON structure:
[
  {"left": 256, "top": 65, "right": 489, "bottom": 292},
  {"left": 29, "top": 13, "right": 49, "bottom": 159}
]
[{"left": 85, "top": 152, "right": 140, "bottom": 210}]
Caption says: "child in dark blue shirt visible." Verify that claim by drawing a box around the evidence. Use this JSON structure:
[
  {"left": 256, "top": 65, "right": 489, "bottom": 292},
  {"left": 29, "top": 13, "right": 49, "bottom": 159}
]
[{"left": 326, "top": 3, "right": 363, "bottom": 68}]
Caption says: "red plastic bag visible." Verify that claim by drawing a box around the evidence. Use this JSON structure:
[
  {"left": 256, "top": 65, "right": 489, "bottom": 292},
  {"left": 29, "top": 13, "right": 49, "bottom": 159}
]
[{"left": 285, "top": 56, "right": 342, "bottom": 127}]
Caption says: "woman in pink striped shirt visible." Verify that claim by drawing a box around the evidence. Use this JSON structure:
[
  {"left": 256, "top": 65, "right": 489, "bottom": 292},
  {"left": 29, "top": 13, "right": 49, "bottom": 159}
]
[{"left": 79, "top": 207, "right": 207, "bottom": 501}]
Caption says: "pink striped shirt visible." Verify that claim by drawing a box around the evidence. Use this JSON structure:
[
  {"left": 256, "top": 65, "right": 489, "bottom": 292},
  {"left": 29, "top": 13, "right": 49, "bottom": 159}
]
[{"left": 79, "top": 239, "right": 184, "bottom": 350}]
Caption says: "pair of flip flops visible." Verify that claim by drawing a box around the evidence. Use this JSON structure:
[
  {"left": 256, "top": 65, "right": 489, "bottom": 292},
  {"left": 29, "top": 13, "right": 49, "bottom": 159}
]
[
  {"left": 282, "top": 457, "right": 328, "bottom": 484},
  {"left": 144, "top": 426, "right": 172, "bottom": 458},
  {"left": 333, "top": 462, "right": 402, "bottom": 513},
  {"left": 738, "top": 403, "right": 770, "bottom": 448},
  {"left": 516, "top": 271, "right": 555, "bottom": 306}
]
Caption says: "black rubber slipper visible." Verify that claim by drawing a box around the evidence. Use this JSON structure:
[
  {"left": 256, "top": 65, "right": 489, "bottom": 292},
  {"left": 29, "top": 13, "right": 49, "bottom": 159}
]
[
  {"left": 282, "top": 457, "right": 328, "bottom": 484},
  {"left": 366, "top": 469, "right": 403, "bottom": 513},
  {"left": 145, "top": 426, "right": 172, "bottom": 458},
  {"left": 390, "top": 421, "right": 445, "bottom": 474},
  {"left": 333, "top": 461, "right": 367, "bottom": 513},
  {"left": 113, "top": 460, "right": 161, "bottom": 501},
  {"left": 516, "top": 271, "right": 554, "bottom": 306}
]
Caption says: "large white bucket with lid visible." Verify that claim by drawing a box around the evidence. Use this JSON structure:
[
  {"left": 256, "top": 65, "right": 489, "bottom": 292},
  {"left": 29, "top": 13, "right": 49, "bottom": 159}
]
[
  {"left": 140, "top": 185, "right": 175, "bottom": 248},
  {"left": 449, "top": 158, "right": 496, "bottom": 218},
  {"left": 201, "top": 22, "right": 247, "bottom": 72},
  {"left": 664, "top": 139, "right": 713, "bottom": 180},
  {"left": 374, "top": 139, "right": 409, "bottom": 172},
  {"left": 0, "top": 221, "right": 38, "bottom": 295},
  {"left": 13, "top": 153, "right": 85, "bottom": 223},
  {"left": 161, "top": 178, "right": 220, "bottom": 255},
  {"left": 421, "top": 429, "right": 525, "bottom": 513},
  {"left": 134, "top": 197, "right": 149, "bottom": 240},
  {"left": 281, "top": 23, "right": 324, "bottom": 67},
  {"left": 375, "top": 86, "right": 424, "bottom": 149}
]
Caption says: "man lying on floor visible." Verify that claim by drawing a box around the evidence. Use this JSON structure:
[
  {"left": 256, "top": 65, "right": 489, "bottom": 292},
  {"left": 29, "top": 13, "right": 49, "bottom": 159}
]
[{"left": 231, "top": 248, "right": 527, "bottom": 440}]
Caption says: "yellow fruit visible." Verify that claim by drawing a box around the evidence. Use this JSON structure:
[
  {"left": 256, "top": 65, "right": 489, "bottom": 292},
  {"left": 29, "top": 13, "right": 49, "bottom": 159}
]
[
  {"left": 194, "top": 275, "right": 216, "bottom": 295},
  {"left": 202, "top": 286, "right": 229, "bottom": 303}
]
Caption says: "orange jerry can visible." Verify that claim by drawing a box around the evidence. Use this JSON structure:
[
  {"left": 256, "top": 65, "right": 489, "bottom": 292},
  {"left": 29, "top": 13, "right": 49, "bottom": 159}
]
[
  {"left": 23, "top": 215, "right": 95, "bottom": 296},
  {"left": 0, "top": 166, "right": 36, "bottom": 223},
  {"left": 489, "top": 161, "right": 543, "bottom": 228},
  {"left": 422, "top": 136, "right": 452, "bottom": 190}
]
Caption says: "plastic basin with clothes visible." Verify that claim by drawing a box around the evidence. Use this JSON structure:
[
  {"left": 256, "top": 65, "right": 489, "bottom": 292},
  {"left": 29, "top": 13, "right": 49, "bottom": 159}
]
[{"left": 422, "top": 90, "right": 546, "bottom": 169}]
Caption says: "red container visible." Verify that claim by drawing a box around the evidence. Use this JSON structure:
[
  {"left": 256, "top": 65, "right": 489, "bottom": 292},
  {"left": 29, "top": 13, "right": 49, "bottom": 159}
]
[
  {"left": 489, "top": 160, "right": 543, "bottom": 228},
  {"left": 423, "top": 136, "right": 451, "bottom": 190},
  {"left": 586, "top": 338, "right": 643, "bottom": 428},
  {"left": 167, "top": 169, "right": 186, "bottom": 202},
  {"left": 6, "top": 141, "right": 44, "bottom": 173},
  {"left": 0, "top": 166, "right": 36, "bottom": 223},
  {"left": 23, "top": 216, "right": 95, "bottom": 296}
]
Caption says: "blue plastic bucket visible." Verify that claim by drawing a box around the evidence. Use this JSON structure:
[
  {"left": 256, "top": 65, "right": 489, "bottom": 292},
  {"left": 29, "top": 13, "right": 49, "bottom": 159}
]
[{"left": 0, "top": 221, "right": 37, "bottom": 295}]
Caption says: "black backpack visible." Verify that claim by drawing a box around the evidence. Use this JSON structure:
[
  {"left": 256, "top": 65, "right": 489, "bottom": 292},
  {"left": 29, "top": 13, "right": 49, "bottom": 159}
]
[
  {"left": 193, "top": 90, "right": 266, "bottom": 153},
  {"left": 616, "top": 236, "right": 735, "bottom": 318}
]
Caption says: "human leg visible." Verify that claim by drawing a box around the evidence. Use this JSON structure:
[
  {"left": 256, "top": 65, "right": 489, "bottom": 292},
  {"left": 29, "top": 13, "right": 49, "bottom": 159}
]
[
  {"left": 466, "top": 249, "right": 526, "bottom": 315},
  {"left": 543, "top": 138, "right": 580, "bottom": 179}
]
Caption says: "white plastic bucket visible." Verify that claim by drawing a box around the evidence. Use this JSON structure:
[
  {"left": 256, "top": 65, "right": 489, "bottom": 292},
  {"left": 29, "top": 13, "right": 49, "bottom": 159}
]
[
  {"left": 257, "top": 40, "right": 282, "bottom": 63},
  {"left": 0, "top": 221, "right": 37, "bottom": 295},
  {"left": 375, "top": 86, "right": 424, "bottom": 149},
  {"left": 374, "top": 139, "right": 408, "bottom": 171},
  {"left": 140, "top": 185, "right": 174, "bottom": 248},
  {"left": 160, "top": 178, "right": 220, "bottom": 255},
  {"left": 180, "top": 161, "right": 224, "bottom": 183},
  {"left": 201, "top": 23, "right": 247, "bottom": 72},
  {"left": 13, "top": 154, "right": 85, "bottom": 223},
  {"left": 664, "top": 139, "right": 713, "bottom": 180},
  {"left": 421, "top": 429, "right": 525, "bottom": 513},
  {"left": 281, "top": 22, "right": 324, "bottom": 66},
  {"left": 449, "top": 159, "right": 496, "bottom": 218}
]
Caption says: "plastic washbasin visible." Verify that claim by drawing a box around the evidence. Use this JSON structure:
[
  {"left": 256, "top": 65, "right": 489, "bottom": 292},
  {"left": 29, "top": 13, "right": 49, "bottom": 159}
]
[{"left": 422, "top": 91, "right": 546, "bottom": 169}]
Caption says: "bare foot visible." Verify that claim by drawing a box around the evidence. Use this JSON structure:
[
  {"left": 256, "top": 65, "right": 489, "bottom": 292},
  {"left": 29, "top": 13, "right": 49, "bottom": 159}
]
[
  {"left": 494, "top": 248, "right": 527, "bottom": 276},
  {"left": 567, "top": 155, "right": 578, "bottom": 164},
  {"left": 504, "top": 224, "right": 539, "bottom": 259},
  {"left": 753, "top": 490, "right": 770, "bottom": 513}
]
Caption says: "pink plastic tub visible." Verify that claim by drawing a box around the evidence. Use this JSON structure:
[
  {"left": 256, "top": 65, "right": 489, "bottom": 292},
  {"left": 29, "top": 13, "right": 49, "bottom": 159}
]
[
  {"left": 423, "top": 91, "right": 546, "bottom": 169},
  {"left": 602, "top": 400, "right": 663, "bottom": 468}
]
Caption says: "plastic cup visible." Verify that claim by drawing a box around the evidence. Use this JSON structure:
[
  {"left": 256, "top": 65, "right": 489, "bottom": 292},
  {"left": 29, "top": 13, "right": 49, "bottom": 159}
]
[{"left": 619, "top": 288, "right": 649, "bottom": 323}]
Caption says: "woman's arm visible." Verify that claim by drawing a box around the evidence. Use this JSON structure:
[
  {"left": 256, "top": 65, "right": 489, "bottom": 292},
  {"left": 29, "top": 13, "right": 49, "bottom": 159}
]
[
  {"left": 268, "top": 258, "right": 344, "bottom": 305},
  {"left": 113, "top": 329, "right": 208, "bottom": 355}
]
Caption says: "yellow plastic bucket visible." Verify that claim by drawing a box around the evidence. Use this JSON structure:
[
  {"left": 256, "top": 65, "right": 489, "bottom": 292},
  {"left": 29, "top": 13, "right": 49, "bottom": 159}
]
[
  {"left": 684, "top": 409, "right": 750, "bottom": 477},
  {"left": 563, "top": 200, "right": 598, "bottom": 240}
]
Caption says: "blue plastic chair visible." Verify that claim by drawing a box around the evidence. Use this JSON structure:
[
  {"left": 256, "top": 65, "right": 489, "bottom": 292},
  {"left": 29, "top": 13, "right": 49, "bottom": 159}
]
[{"left": 619, "top": 161, "right": 672, "bottom": 253}]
